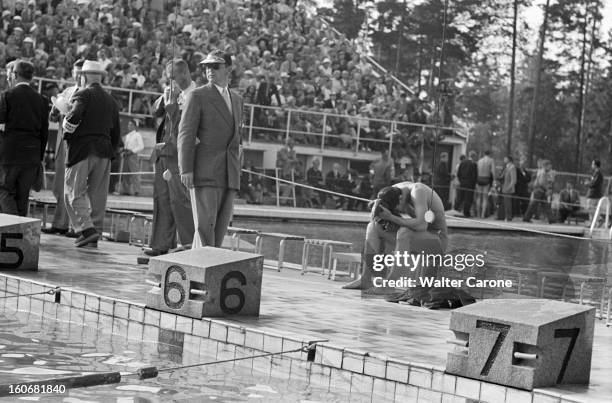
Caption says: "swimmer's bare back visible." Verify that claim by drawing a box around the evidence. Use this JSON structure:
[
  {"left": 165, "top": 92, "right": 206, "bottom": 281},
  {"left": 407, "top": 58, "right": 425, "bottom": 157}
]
[{"left": 392, "top": 181, "right": 447, "bottom": 235}]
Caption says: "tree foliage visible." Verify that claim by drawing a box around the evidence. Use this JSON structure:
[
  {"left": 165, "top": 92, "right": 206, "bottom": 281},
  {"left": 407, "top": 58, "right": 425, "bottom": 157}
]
[{"left": 326, "top": 0, "right": 612, "bottom": 173}]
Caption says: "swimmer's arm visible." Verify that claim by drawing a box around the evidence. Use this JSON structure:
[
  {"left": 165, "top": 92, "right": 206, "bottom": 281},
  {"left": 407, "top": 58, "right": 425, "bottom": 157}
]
[{"left": 378, "top": 191, "right": 428, "bottom": 231}]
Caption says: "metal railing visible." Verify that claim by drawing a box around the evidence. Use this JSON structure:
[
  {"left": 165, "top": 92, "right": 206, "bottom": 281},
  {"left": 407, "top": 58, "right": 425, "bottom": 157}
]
[
  {"left": 33, "top": 77, "right": 462, "bottom": 155},
  {"left": 245, "top": 104, "right": 460, "bottom": 154},
  {"left": 33, "top": 77, "right": 160, "bottom": 120},
  {"left": 317, "top": 16, "right": 415, "bottom": 97}
]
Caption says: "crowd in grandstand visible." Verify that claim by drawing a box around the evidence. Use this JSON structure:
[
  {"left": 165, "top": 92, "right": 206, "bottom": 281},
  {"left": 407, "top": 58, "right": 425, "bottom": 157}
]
[{"left": 0, "top": 0, "right": 430, "bottom": 150}]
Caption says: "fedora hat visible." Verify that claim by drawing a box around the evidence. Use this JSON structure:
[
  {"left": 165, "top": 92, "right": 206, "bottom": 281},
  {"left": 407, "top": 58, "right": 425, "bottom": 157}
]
[
  {"left": 199, "top": 49, "right": 232, "bottom": 66},
  {"left": 80, "top": 60, "right": 107, "bottom": 75}
]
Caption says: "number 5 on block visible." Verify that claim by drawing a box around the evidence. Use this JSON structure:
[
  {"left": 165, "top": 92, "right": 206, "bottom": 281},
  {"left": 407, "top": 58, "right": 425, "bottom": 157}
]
[
  {"left": 145, "top": 247, "right": 263, "bottom": 318},
  {"left": 446, "top": 299, "right": 595, "bottom": 390},
  {"left": 0, "top": 214, "right": 40, "bottom": 271}
]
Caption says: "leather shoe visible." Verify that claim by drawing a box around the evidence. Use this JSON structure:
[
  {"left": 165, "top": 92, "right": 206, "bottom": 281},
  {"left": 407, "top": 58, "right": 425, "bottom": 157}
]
[
  {"left": 75, "top": 228, "right": 100, "bottom": 247},
  {"left": 41, "top": 227, "right": 68, "bottom": 235},
  {"left": 143, "top": 249, "right": 167, "bottom": 257}
]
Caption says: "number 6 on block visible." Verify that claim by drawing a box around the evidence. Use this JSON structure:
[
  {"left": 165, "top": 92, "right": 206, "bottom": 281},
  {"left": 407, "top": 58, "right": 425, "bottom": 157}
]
[
  {"left": 0, "top": 214, "right": 40, "bottom": 271},
  {"left": 145, "top": 247, "right": 263, "bottom": 318},
  {"left": 446, "top": 299, "right": 595, "bottom": 390}
]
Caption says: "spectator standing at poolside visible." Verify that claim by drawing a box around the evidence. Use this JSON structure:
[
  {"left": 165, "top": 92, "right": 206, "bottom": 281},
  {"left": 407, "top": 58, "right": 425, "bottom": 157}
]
[
  {"left": 120, "top": 119, "right": 144, "bottom": 196},
  {"left": 456, "top": 151, "right": 477, "bottom": 218},
  {"left": 371, "top": 149, "right": 393, "bottom": 197},
  {"left": 178, "top": 50, "right": 243, "bottom": 248},
  {"left": 433, "top": 152, "right": 451, "bottom": 210},
  {"left": 146, "top": 58, "right": 195, "bottom": 257},
  {"left": 0, "top": 60, "right": 48, "bottom": 216},
  {"left": 44, "top": 58, "right": 83, "bottom": 235},
  {"left": 514, "top": 156, "right": 531, "bottom": 216},
  {"left": 500, "top": 156, "right": 517, "bottom": 221},
  {"left": 62, "top": 60, "right": 120, "bottom": 247},
  {"left": 475, "top": 150, "right": 496, "bottom": 218},
  {"left": 586, "top": 159, "right": 603, "bottom": 223},
  {"left": 523, "top": 160, "right": 555, "bottom": 223}
]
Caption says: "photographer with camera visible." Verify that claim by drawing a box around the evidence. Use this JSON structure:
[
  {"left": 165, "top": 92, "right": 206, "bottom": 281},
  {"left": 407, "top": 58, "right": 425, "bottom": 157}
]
[{"left": 343, "top": 181, "right": 448, "bottom": 291}]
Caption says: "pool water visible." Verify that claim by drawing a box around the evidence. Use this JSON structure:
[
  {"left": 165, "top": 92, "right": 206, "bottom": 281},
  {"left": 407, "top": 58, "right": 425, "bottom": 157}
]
[
  {"left": 234, "top": 219, "right": 611, "bottom": 301},
  {"left": 0, "top": 308, "right": 359, "bottom": 402}
]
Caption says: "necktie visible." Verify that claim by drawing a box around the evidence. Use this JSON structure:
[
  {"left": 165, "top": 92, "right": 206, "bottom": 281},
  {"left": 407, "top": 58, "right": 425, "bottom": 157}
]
[{"left": 222, "top": 87, "right": 232, "bottom": 115}]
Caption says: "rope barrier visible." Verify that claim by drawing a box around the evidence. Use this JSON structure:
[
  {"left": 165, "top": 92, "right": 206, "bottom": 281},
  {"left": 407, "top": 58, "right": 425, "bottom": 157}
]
[
  {"left": 447, "top": 215, "right": 610, "bottom": 243},
  {"left": 243, "top": 169, "right": 370, "bottom": 203},
  {"left": 243, "top": 169, "right": 611, "bottom": 242},
  {"left": 0, "top": 340, "right": 326, "bottom": 397},
  {"left": 125, "top": 340, "right": 325, "bottom": 380},
  {"left": 0, "top": 287, "right": 61, "bottom": 300},
  {"left": 37, "top": 166, "right": 608, "bottom": 242}
]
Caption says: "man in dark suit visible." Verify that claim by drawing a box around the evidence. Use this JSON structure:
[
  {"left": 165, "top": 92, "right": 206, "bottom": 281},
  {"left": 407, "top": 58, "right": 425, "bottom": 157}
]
[
  {"left": 178, "top": 50, "right": 244, "bottom": 247},
  {"left": 145, "top": 58, "right": 195, "bottom": 257},
  {"left": 434, "top": 152, "right": 451, "bottom": 210},
  {"left": 456, "top": 151, "right": 478, "bottom": 217},
  {"left": 62, "top": 60, "right": 121, "bottom": 247},
  {"left": 0, "top": 60, "right": 48, "bottom": 216}
]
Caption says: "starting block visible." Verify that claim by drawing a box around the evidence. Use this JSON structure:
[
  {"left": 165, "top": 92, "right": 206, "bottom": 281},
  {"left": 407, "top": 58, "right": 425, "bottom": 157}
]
[
  {"left": 446, "top": 298, "right": 594, "bottom": 390},
  {"left": 0, "top": 213, "right": 40, "bottom": 270},
  {"left": 146, "top": 247, "right": 263, "bottom": 318}
]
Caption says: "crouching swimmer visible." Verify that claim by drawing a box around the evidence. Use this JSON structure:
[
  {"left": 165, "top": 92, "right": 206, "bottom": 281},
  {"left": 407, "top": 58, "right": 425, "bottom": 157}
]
[{"left": 343, "top": 181, "right": 448, "bottom": 291}]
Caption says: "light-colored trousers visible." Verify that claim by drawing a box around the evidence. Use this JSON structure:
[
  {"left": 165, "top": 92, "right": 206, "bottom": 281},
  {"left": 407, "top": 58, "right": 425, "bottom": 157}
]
[
  {"left": 64, "top": 155, "right": 111, "bottom": 233},
  {"left": 52, "top": 138, "right": 70, "bottom": 230},
  {"left": 194, "top": 186, "right": 236, "bottom": 247}
]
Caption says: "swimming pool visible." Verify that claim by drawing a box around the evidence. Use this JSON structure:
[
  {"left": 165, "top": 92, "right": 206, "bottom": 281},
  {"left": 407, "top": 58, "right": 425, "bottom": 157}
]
[
  {"left": 234, "top": 219, "right": 610, "bottom": 303},
  {"left": 0, "top": 307, "right": 363, "bottom": 402}
]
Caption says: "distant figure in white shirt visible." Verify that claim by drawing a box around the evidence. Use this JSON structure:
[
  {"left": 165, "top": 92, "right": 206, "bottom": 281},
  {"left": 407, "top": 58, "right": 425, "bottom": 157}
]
[{"left": 121, "top": 119, "right": 144, "bottom": 196}]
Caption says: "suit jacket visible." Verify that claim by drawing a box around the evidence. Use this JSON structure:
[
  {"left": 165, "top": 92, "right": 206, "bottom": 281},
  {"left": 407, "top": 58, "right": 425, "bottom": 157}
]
[
  {"left": 0, "top": 83, "right": 49, "bottom": 165},
  {"left": 457, "top": 159, "right": 477, "bottom": 188},
  {"left": 587, "top": 168, "right": 603, "bottom": 199},
  {"left": 63, "top": 82, "right": 120, "bottom": 167},
  {"left": 178, "top": 83, "right": 243, "bottom": 190},
  {"left": 501, "top": 162, "right": 517, "bottom": 194},
  {"left": 152, "top": 94, "right": 182, "bottom": 168}
]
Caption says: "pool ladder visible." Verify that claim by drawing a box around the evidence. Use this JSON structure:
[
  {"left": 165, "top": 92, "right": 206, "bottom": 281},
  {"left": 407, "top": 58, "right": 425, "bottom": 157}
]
[{"left": 588, "top": 197, "right": 612, "bottom": 239}]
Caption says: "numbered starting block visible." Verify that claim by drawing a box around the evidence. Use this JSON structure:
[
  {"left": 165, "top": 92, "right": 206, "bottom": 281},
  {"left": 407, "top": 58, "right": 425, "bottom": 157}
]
[
  {"left": 146, "top": 247, "right": 263, "bottom": 318},
  {"left": 446, "top": 299, "right": 594, "bottom": 390},
  {"left": 0, "top": 213, "right": 40, "bottom": 270}
]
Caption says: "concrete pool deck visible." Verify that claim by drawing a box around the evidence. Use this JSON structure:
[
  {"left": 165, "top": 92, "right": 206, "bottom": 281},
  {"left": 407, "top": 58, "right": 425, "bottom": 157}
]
[
  {"left": 1, "top": 234, "right": 610, "bottom": 402},
  {"left": 31, "top": 190, "right": 588, "bottom": 235}
]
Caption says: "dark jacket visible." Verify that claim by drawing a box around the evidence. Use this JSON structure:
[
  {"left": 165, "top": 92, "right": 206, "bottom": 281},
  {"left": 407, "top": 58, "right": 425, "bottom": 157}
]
[
  {"left": 587, "top": 168, "right": 603, "bottom": 199},
  {"left": 0, "top": 83, "right": 49, "bottom": 165},
  {"left": 515, "top": 166, "right": 531, "bottom": 196},
  {"left": 64, "top": 82, "right": 120, "bottom": 167},
  {"left": 457, "top": 159, "right": 477, "bottom": 188},
  {"left": 153, "top": 93, "right": 182, "bottom": 167},
  {"left": 434, "top": 160, "right": 451, "bottom": 185}
]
